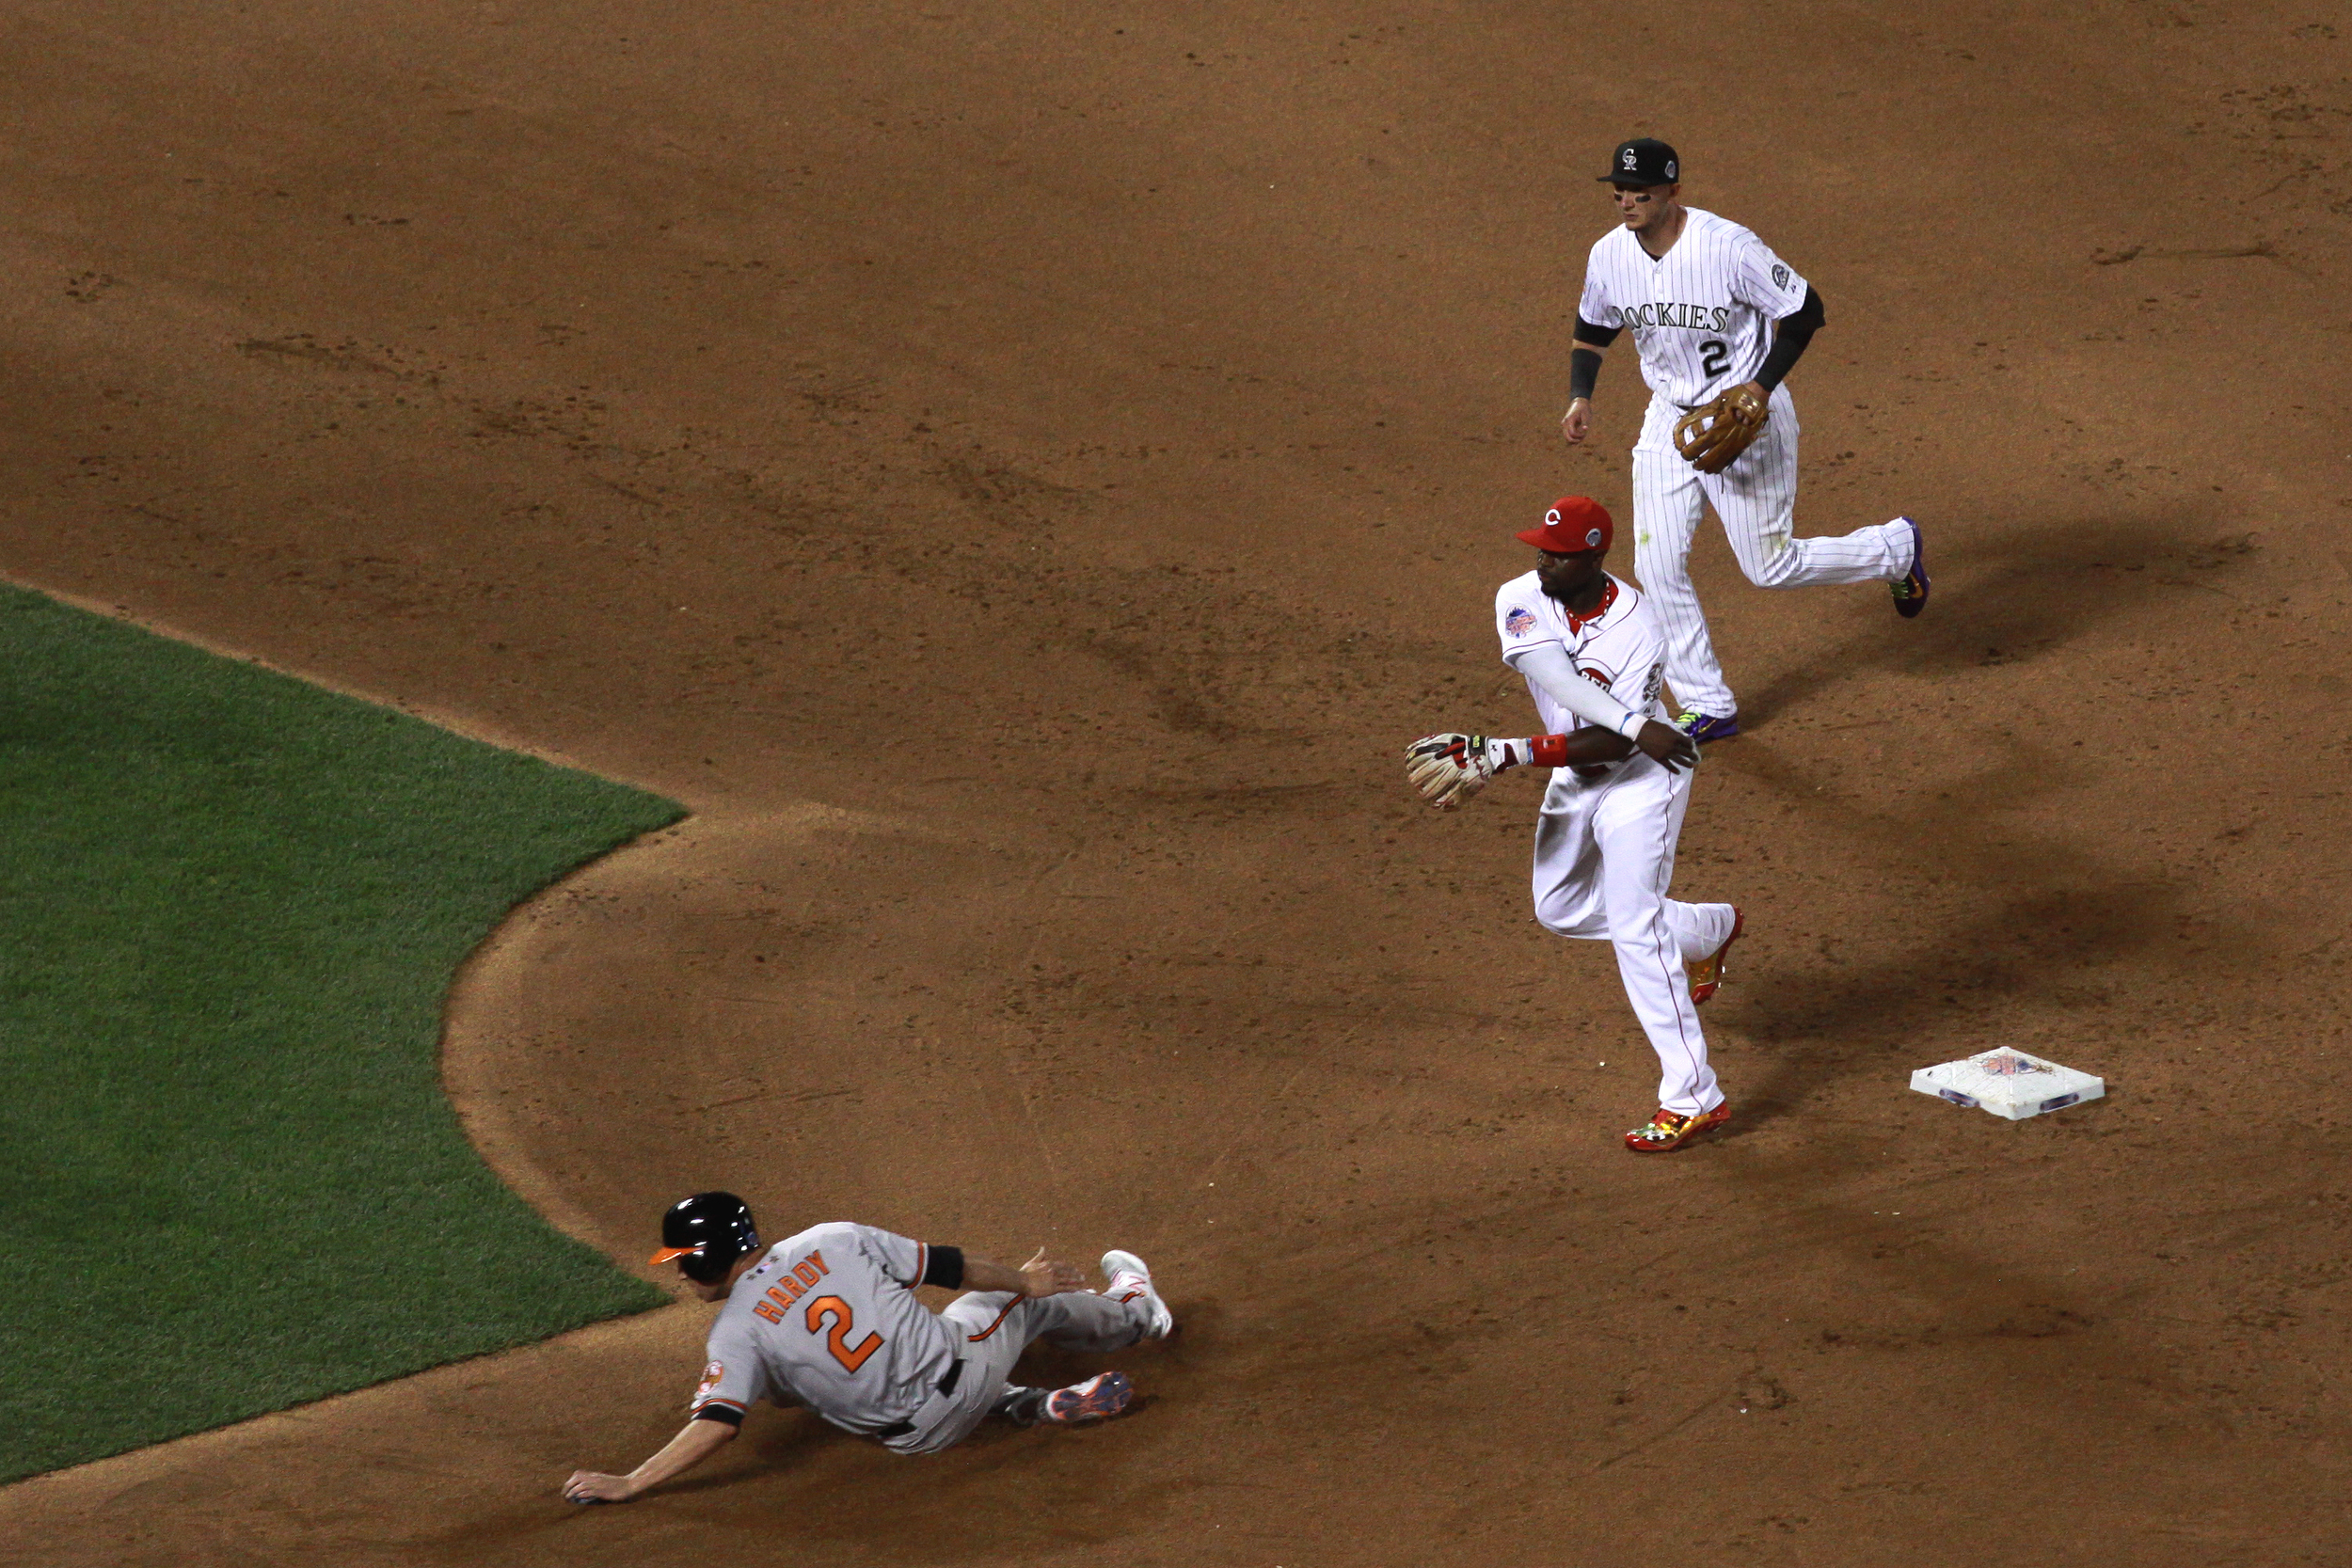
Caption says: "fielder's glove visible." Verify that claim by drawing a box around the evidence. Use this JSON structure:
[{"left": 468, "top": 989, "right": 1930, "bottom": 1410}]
[
  {"left": 1404, "top": 733, "right": 1531, "bottom": 810},
  {"left": 1673, "top": 383, "right": 1768, "bottom": 474}
]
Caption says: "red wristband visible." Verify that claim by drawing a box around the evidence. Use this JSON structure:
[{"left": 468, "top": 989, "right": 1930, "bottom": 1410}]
[{"left": 1529, "top": 734, "right": 1569, "bottom": 767}]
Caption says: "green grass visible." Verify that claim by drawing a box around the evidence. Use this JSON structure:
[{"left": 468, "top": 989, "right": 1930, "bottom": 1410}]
[{"left": 0, "top": 585, "right": 682, "bottom": 1481}]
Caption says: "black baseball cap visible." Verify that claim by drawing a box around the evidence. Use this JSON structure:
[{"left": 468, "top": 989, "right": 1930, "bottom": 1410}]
[{"left": 1599, "top": 137, "right": 1680, "bottom": 187}]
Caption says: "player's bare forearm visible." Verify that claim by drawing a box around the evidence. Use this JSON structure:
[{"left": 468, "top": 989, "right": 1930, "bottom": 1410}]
[
  {"left": 1555, "top": 727, "right": 1639, "bottom": 767},
  {"left": 563, "top": 1417, "right": 736, "bottom": 1504},
  {"left": 1633, "top": 720, "right": 1698, "bottom": 772},
  {"left": 962, "top": 1246, "right": 1086, "bottom": 1298}
]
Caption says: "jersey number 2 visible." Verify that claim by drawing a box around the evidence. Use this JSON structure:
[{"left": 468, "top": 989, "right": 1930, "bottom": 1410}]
[
  {"left": 1699, "top": 340, "right": 1730, "bottom": 378},
  {"left": 804, "top": 1295, "right": 882, "bottom": 1373}
]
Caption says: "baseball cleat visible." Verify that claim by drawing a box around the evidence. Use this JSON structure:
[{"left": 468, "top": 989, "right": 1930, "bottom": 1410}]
[
  {"left": 1040, "top": 1370, "right": 1133, "bottom": 1425},
  {"left": 1892, "top": 516, "right": 1930, "bottom": 618},
  {"left": 1688, "top": 909, "right": 1744, "bottom": 1006},
  {"left": 1100, "top": 1248, "right": 1177, "bottom": 1339},
  {"left": 1624, "top": 1103, "right": 1731, "bottom": 1153},
  {"left": 1675, "top": 711, "right": 1740, "bottom": 744}
]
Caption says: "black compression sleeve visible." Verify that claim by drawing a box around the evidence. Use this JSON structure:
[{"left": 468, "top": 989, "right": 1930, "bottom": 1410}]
[
  {"left": 1755, "top": 285, "right": 1825, "bottom": 392},
  {"left": 921, "top": 1244, "right": 964, "bottom": 1289},
  {"left": 691, "top": 1404, "right": 745, "bottom": 1427},
  {"left": 1571, "top": 318, "right": 1621, "bottom": 347},
  {"left": 1568, "top": 348, "right": 1604, "bottom": 404}
]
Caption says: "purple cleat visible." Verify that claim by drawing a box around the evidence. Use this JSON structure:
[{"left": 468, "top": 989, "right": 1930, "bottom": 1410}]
[{"left": 1675, "top": 711, "right": 1741, "bottom": 744}]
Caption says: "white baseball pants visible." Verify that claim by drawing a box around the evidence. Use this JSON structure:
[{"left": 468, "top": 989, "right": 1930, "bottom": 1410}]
[
  {"left": 888, "top": 1287, "right": 1152, "bottom": 1454},
  {"left": 1532, "top": 755, "right": 1738, "bottom": 1118},
  {"left": 1631, "top": 386, "right": 1913, "bottom": 720}
]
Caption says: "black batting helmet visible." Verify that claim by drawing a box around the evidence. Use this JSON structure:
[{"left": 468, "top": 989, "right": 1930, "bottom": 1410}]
[{"left": 649, "top": 1192, "right": 761, "bottom": 1284}]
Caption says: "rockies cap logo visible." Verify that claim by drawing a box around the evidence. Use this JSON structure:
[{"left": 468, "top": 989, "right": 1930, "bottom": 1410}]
[{"left": 1621, "top": 149, "right": 1635, "bottom": 169}]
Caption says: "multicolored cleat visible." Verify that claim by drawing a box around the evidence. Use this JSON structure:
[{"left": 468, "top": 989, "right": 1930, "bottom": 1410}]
[
  {"left": 1675, "top": 711, "right": 1741, "bottom": 744},
  {"left": 1041, "top": 1371, "right": 1134, "bottom": 1425},
  {"left": 1893, "top": 516, "right": 1930, "bottom": 618},
  {"left": 1625, "top": 1103, "right": 1731, "bottom": 1153},
  {"left": 1688, "top": 909, "right": 1744, "bottom": 1006}
]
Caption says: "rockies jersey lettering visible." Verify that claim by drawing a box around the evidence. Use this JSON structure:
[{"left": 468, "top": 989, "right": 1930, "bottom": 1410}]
[
  {"left": 1577, "top": 208, "right": 1807, "bottom": 407},
  {"left": 1494, "top": 571, "right": 1671, "bottom": 741},
  {"left": 693, "top": 1222, "right": 959, "bottom": 1436}
]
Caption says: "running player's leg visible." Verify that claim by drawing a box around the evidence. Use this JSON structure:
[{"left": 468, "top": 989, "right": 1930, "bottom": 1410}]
[
  {"left": 1662, "top": 898, "right": 1739, "bottom": 962},
  {"left": 1531, "top": 771, "right": 1608, "bottom": 940},
  {"left": 1708, "top": 388, "right": 1909, "bottom": 589},
  {"left": 1631, "top": 398, "right": 1736, "bottom": 720},
  {"left": 1592, "top": 765, "right": 1722, "bottom": 1117},
  {"left": 1630, "top": 773, "right": 1738, "bottom": 960}
]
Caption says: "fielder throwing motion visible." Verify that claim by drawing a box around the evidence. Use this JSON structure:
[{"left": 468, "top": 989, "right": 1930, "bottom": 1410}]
[
  {"left": 1563, "top": 137, "right": 1930, "bottom": 743},
  {"left": 1405, "top": 498, "right": 1743, "bottom": 1152},
  {"left": 563, "top": 1192, "right": 1174, "bottom": 1501}
]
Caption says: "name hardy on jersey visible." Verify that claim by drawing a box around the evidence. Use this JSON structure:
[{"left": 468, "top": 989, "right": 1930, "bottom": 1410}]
[
  {"left": 747, "top": 1248, "right": 834, "bottom": 1323},
  {"left": 1607, "top": 301, "right": 1733, "bottom": 333}
]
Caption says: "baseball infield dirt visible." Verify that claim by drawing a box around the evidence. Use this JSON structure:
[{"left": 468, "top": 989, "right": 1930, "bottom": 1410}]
[{"left": 3, "top": 1, "right": 2348, "bottom": 1563}]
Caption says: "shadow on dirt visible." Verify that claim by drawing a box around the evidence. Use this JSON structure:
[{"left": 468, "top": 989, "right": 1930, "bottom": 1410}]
[{"left": 1730, "top": 504, "right": 2240, "bottom": 729}]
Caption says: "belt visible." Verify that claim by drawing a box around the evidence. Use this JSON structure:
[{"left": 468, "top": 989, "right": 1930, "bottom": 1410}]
[{"left": 872, "top": 1356, "right": 964, "bottom": 1440}]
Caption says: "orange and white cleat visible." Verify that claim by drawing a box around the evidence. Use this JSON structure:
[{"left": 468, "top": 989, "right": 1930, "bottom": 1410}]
[
  {"left": 1041, "top": 1371, "right": 1133, "bottom": 1425},
  {"left": 1688, "top": 909, "right": 1745, "bottom": 1006},
  {"left": 1625, "top": 1103, "right": 1731, "bottom": 1153}
]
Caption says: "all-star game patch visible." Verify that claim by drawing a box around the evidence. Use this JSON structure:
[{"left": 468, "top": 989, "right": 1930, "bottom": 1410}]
[
  {"left": 1976, "top": 1052, "right": 2050, "bottom": 1077},
  {"left": 1504, "top": 607, "right": 1536, "bottom": 636}
]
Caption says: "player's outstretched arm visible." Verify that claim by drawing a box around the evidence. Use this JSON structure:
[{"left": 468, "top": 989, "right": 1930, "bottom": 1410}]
[
  {"left": 564, "top": 1415, "right": 738, "bottom": 1504},
  {"left": 961, "top": 1247, "right": 1087, "bottom": 1298}
]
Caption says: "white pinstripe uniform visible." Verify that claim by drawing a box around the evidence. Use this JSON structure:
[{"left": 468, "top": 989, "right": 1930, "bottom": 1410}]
[
  {"left": 1497, "top": 569, "right": 1738, "bottom": 1117},
  {"left": 1578, "top": 209, "right": 1912, "bottom": 721}
]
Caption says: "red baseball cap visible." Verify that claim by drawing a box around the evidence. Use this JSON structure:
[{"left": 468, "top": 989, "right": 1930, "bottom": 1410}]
[{"left": 1517, "top": 496, "right": 1613, "bottom": 555}]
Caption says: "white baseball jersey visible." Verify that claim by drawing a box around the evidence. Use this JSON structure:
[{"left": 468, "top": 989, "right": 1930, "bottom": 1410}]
[
  {"left": 1577, "top": 208, "right": 1808, "bottom": 407},
  {"left": 1494, "top": 572, "right": 1671, "bottom": 740},
  {"left": 691, "top": 1222, "right": 956, "bottom": 1437}
]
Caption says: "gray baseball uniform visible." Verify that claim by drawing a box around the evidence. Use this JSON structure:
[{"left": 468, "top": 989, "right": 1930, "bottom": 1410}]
[{"left": 691, "top": 1221, "right": 1152, "bottom": 1455}]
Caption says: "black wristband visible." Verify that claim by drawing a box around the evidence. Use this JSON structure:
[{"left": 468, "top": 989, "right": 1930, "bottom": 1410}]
[
  {"left": 1568, "top": 347, "right": 1604, "bottom": 404},
  {"left": 921, "top": 1244, "right": 964, "bottom": 1289}
]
